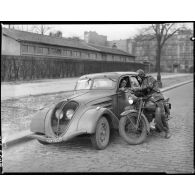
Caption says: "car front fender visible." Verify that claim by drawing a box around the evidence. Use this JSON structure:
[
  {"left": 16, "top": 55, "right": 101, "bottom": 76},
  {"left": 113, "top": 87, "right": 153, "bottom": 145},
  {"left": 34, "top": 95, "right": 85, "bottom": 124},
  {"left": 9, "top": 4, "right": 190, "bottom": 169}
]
[
  {"left": 77, "top": 107, "right": 119, "bottom": 134},
  {"left": 30, "top": 107, "right": 51, "bottom": 134}
]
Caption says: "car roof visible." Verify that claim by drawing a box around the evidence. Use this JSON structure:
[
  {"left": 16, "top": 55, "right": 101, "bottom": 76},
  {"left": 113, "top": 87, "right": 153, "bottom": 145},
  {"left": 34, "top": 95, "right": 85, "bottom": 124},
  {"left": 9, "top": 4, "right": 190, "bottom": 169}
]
[{"left": 79, "top": 71, "right": 138, "bottom": 80}]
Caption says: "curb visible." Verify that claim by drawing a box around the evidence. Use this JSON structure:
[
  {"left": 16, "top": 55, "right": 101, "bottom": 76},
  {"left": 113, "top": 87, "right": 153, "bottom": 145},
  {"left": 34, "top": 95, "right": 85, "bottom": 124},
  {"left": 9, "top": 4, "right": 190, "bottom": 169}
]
[
  {"left": 160, "top": 79, "right": 193, "bottom": 93},
  {"left": 2, "top": 79, "right": 193, "bottom": 148},
  {"left": 2, "top": 90, "right": 75, "bottom": 101},
  {"left": 2, "top": 131, "right": 35, "bottom": 148}
]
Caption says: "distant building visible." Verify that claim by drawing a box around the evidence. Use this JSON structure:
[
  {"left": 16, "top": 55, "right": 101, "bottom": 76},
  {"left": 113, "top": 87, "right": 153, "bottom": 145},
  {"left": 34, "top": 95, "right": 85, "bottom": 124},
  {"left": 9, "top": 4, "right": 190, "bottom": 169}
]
[
  {"left": 84, "top": 31, "right": 107, "bottom": 46},
  {"left": 107, "top": 39, "right": 134, "bottom": 55},
  {"left": 2, "top": 28, "right": 135, "bottom": 63},
  {"left": 132, "top": 29, "right": 193, "bottom": 72}
]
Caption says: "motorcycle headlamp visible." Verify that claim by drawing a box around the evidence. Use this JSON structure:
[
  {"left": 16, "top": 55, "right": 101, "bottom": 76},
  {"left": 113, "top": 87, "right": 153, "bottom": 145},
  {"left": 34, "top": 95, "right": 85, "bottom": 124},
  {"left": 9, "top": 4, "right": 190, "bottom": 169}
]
[
  {"left": 55, "top": 109, "right": 64, "bottom": 119},
  {"left": 128, "top": 97, "right": 134, "bottom": 105},
  {"left": 66, "top": 109, "right": 74, "bottom": 120}
]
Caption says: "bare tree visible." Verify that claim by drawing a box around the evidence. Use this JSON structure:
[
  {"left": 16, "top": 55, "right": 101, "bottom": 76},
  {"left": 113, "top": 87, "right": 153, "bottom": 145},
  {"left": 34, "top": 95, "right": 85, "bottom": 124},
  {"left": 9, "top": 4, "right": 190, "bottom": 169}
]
[
  {"left": 49, "top": 30, "right": 63, "bottom": 38},
  {"left": 31, "top": 25, "right": 52, "bottom": 35},
  {"left": 134, "top": 23, "right": 186, "bottom": 87}
]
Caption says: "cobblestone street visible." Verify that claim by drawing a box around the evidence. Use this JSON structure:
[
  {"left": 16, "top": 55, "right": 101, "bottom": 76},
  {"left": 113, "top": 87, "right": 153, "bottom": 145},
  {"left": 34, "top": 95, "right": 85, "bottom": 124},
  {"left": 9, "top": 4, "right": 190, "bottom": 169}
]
[{"left": 2, "top": 83, "right": 194, "bottom": 173}]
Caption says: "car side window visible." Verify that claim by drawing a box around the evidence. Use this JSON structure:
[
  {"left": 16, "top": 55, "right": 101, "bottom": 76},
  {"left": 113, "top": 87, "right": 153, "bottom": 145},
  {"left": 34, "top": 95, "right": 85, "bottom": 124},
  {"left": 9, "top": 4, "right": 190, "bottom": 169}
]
[
  {"left": 130, "top": 76, "right": 140, "bottom": 88},
  {"left": 119, "top": 76, "right": 130, "bottom": 90}
]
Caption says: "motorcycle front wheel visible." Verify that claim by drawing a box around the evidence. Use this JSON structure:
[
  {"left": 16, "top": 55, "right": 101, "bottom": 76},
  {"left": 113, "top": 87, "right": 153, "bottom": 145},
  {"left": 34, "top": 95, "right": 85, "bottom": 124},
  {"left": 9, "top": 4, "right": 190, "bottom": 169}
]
[{"left": 119, "top": 112, "right": 148, "bottom": 145}]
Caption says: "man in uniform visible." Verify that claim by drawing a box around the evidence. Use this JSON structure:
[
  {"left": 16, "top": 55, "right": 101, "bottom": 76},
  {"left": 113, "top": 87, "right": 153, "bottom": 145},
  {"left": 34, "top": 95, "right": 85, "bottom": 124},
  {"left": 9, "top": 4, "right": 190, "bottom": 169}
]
[{"left": 132, "top": 69, "right": 171, "bottom": 138}]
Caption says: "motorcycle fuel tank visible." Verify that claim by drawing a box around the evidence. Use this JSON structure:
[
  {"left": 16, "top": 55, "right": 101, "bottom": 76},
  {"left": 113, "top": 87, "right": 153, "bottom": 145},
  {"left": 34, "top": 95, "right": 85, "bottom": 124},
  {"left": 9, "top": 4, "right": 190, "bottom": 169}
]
[{"left": 144, "top": 101, "right": 156, "bottom": 111}]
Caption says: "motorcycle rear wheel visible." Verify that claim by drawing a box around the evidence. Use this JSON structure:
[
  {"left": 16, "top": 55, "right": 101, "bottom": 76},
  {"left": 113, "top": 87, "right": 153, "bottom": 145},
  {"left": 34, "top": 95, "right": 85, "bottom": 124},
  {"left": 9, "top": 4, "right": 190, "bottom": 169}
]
[{"left": 119, "top": 112, "right": 148, "bottom": 145}]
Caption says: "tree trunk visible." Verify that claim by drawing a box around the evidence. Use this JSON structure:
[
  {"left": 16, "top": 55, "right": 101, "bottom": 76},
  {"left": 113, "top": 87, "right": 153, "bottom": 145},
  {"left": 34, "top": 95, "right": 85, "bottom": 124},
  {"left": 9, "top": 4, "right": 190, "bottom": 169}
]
[{"left": 156, "top": 43, "right": 162, "bottom": 88}]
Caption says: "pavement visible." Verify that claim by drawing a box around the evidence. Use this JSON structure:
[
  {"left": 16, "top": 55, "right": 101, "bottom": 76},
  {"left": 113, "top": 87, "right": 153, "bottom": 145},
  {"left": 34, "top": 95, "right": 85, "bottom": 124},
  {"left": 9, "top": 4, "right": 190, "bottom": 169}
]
[
  {"left": 1, "top": 73, "right": 192, "bottom": 100},
  {"left": 2, "top": 82, "right": 194, "bottom": 173}
]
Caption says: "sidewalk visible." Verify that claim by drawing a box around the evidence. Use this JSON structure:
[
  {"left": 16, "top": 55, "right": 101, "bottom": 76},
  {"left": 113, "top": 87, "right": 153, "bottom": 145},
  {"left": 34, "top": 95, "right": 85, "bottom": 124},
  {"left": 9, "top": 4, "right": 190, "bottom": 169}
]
[{"left": 1, "top": 73, "right": 192, "bottom": 100}]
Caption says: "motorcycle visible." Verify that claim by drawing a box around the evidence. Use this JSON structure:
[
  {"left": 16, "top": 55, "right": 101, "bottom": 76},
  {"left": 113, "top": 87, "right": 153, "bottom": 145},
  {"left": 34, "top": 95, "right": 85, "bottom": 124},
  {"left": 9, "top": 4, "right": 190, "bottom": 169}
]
[{"left": 119, "top": 91, "right": 171, "bottom": 145}]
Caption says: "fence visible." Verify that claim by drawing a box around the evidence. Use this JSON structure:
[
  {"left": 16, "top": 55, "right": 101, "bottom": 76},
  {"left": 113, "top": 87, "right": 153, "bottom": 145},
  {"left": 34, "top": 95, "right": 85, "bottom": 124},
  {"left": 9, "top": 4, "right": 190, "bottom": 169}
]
[{"left": 1, "top": 55, "right": 148, "bottom": 81}]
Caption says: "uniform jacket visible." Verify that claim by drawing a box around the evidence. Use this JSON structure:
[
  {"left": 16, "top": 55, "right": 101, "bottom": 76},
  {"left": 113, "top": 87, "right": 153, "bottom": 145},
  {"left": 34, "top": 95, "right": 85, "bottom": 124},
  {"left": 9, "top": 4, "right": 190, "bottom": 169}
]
[{"left": 134, "top": 76, "right": 164, "bottom": 102}]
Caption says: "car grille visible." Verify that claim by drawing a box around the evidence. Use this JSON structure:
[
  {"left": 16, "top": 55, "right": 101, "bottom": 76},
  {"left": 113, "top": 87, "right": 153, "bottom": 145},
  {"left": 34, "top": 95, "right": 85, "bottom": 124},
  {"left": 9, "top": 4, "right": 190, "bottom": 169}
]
[{"left": 51, "top": 101, "right": 79, "bottom": 137}]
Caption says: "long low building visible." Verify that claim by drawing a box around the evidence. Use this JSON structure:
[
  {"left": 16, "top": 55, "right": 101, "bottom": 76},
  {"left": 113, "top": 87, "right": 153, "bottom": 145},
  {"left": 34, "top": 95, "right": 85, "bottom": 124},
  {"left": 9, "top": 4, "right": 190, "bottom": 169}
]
[{"left": 2, "top": 28, "right": 135, "bottom": 62}]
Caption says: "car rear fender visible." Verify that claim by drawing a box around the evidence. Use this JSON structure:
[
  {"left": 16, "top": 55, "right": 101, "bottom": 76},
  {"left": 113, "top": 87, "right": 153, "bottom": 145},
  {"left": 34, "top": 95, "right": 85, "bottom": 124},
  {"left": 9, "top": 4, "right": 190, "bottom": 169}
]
[{"left": 77, "top": 107, "right": 119, "bottom": 134}]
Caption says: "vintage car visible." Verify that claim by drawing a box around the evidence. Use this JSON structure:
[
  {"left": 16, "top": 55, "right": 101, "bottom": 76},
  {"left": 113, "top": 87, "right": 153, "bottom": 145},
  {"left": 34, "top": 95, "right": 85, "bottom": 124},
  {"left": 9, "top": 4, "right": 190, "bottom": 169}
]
[{"left": 30, "top": 72, "right": 141, "bottom": 149}]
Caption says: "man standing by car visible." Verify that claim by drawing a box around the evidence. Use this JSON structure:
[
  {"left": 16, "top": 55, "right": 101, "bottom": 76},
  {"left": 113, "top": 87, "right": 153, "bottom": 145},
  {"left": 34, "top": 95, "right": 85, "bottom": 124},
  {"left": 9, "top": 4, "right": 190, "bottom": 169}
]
[{"left": 132, "top": 69, "right": 171, "bottom": 139}]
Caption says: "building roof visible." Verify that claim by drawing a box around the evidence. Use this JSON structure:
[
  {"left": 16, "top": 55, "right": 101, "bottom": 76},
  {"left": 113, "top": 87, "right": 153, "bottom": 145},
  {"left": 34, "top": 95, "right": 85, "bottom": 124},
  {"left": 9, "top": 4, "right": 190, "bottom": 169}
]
[
  {"left": 88, "top": 43, "right": 135, "bottom": 57},
  {"left": 2, "top": 28, "right": 135, "bottom": 57},
  {"left": 2, "top": 28, "right": 99, "bottom": 52}
]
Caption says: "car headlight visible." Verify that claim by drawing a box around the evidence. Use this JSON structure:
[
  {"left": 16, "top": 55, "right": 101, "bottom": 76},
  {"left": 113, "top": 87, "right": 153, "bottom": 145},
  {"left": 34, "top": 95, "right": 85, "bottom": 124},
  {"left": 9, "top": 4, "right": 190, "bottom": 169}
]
[
  {"left": 66, "top": 109, "right": 74, "bottom": 120},
  {"left": 55, "top": 109, "right": 64, "bottom": 119},
  {"left": 128, "top": 97, "right": 134, "bottom": 105}
]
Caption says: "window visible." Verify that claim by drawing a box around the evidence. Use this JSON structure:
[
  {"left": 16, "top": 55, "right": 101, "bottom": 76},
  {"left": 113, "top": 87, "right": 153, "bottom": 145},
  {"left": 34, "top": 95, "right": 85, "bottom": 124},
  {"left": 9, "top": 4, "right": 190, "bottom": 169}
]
[
  {"left": 63, "top": 50, "right": 67, "bottom": 56},
  {"left": 21, "top": 45, "right": 28, "bottom": 53},
  {"left": 90, "top": 53, "right": 97, "bottom": 60},
  {"left": 119, "top": 76, "right": 131, "bottom": 89},
  {"left": 75, "top": 79, "right": 92, "bottom": 90},
  {"left": 121, "top": 56, "right": 125, "bottom": 62},
  {"left": 35, "top": 47, "right": 43, "bottom": 54},
  {"left": 43, "top": 48, "right": 49, "bottom": 55},
  {"left": 68, "top": 50, "right": 72, "bottom": 56},
  {"left": 130, "top": 77, "right": 140, "bottom": 88},
  {"left": 76, "top": 51, "right": 81, "bottom": 57},
  {"left": 97, "top": 53, "right": 102, "bottom": 60},
  {"left": 50, "top": 48, "right": 61, "bottom": 55},
  {"left": 92, "top": 78, "right": 115, "bottom": 89},
  {"left": 81, "top": 52, "right": 88, "bottom": 59},
  {"left": 73, "top": 51, "right": 80, "bottom": 57},
  {"left": 114, "top": 55, "right": 119, "bottom": 61},
  {"left": 63, "top": 50, "right": 72, "bottom": 56},
  {"left": 28, "top": 46, "right": 34, "bottom": 54}
]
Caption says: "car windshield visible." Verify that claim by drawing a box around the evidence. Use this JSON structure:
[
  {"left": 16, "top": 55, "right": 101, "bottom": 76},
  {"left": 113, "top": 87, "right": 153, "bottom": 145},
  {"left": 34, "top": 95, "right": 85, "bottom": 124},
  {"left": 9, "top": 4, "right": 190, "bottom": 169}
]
[
  {"left": 75, "top": 78, "right": 92, "bottom": 90},
  {"left": 92, "top": 78, "right": 116, "bottom": 89},
  {"left": 75, "top": 78, "right": 116, "bottom": 90}
]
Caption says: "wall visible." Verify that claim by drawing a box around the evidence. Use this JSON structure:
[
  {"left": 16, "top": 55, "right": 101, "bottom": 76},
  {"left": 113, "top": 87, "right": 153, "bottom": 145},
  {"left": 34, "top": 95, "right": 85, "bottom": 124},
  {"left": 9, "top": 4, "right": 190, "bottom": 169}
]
[
  {"left": 1, "top": 55, "right": 148, "bottom": 81},
  {"left": 19, "top": 42, "right": 134, "bottom": 63},
  {"left": 2, "top": 35, "right": 21, "bottom": 56}
]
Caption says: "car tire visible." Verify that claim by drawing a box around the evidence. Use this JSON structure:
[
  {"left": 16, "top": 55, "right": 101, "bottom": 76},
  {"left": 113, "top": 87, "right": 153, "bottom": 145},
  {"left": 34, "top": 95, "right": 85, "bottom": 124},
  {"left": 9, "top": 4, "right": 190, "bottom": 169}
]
[{"left": 91, "top": 116, "right": 110, "bottom": 150}]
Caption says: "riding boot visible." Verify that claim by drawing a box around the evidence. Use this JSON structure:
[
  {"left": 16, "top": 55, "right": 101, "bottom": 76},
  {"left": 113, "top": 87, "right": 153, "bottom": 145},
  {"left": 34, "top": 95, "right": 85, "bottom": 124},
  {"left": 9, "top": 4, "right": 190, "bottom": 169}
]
[
  {"left": 165, "top": 130, "right": 171, "bottom": 139},
  {"left": 160, "top": 112, "right": 171, "bottom": 138},
  {"left": 164, "top": 121, "right": 171, "bottom": 138}
]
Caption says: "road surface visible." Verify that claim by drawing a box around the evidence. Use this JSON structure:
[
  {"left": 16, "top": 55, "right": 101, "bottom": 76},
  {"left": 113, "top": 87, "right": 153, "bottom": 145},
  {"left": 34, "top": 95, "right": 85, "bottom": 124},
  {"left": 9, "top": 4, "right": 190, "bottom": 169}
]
[{"left": 2, "top": 83, "right": 194, "bottom": 173}]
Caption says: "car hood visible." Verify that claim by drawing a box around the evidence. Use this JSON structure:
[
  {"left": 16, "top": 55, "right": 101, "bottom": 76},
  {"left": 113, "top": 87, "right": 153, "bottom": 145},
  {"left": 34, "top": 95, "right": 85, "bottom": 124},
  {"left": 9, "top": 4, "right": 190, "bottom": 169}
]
[{"left": 65, "top": 90, "right": 115, "bottom": 105}]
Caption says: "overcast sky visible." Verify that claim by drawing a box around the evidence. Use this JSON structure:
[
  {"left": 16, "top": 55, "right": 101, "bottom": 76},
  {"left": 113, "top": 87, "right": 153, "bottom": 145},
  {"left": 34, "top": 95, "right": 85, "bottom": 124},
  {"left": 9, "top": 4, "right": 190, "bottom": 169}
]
[
  {"left": 5, "top": 23, "right": 193, "bottom": 41},
  {"left": 51, "top": 24, "right": 150, "bottom": 40}
]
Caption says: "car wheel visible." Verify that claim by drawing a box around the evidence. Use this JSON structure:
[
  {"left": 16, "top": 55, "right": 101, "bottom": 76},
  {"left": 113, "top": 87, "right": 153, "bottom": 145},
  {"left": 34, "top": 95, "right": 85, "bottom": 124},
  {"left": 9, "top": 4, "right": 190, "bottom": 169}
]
[{"left": 91, "top": 116, "right": 110, "bottom": 150}]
